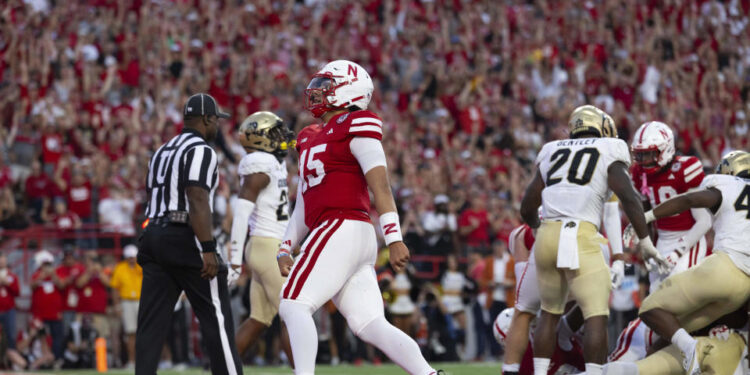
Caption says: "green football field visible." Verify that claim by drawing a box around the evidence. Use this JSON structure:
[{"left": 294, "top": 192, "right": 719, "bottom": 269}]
[{"left": 49, "top": 362, "right": 500, "bottom": 374}]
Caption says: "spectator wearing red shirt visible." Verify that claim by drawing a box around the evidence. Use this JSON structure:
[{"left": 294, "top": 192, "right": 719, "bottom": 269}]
[
  {"left": 0, "top": 254, "right": 20, "bottom": 350},
  {"left": 56, "top": 247, "right": 86, "bottom": 328},
  {"left": 66, "top": 172, "right": 93, "bottom": 222},
  {"left": 29, "top": 250, "right": 65, "bottom": 360},
  {"left": 57, "top": 168, "right": 97, "bottom": 250},
  {"left": 46, "top": 199, "right": 82, "bottom": 248},
  {"left": 41, "top": 124, "right": 63, "bottom": 172},
  {"left": 458, "top": 196, "right": 491, "bottom": 255},
  {"left": 24, "top": 161, "right": 52, "bottom": 223},
  {"left": 76, "top": 253, "right": 111, "bottom": 339}
]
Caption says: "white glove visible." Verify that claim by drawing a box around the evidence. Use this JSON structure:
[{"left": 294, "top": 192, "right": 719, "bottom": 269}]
[
  {"left": 227, "top": 265, "right": 241, "bottom": 287},
  {"left": 708, "top": 325, "right": 731, "bottom": 341},
  {"left": 610, "top": 259, "right": 625, "bottom": 289},
  {"left": 623, "top": 223, "right": 639, "bottom": 248},
  {"left": 637, "top": 237, "right": 670, "bottom": 275}
]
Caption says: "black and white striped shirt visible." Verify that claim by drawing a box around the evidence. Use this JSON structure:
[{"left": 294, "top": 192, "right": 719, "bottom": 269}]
[{"left": 145, "top": 128, "right": 219, "bottom": 218}]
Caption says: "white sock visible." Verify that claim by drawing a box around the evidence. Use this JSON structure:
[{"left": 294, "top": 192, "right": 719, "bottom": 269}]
[
  {"left": 671, "top": 328, "right": 696, "bottom": 356},
  {"left": 278, "top": 300, "right": 318, "bottom": 375},
  {"left": 533, "top": 357, "right": 550, "bottom": 375},
  {"left": 503, "top": 363, "right": 520, "bottom": 372},
  {"left": 585, "top": 363, "right": 603, "bottom": 375},
  {"left": 557, "top": 315, "right": 575, "bottom": 351},
  {"left": 602, "top": 361, "right": 639, "bottom": 375},
  {"left": 357, "top": 316, "right": 435, "bottom": 375}
]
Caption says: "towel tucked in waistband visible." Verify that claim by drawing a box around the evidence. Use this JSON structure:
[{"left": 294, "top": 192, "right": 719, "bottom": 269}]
[{"left": 557, "top": 219, "right": 581, "bottom": 270}]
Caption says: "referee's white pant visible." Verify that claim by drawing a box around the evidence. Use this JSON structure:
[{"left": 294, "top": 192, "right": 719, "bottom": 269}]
[{"left": 135, "top": 222, "right": 242, "bottom": 375}]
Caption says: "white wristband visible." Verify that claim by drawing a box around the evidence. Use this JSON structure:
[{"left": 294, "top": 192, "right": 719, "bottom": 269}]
[
  {"left": 379, "top": 211, "right": 403, "bottom": 245},
  {"left": 644, "top": 210, "right": 656, "bottom": 224},
  {"left": 280, "top": 239, "right": 292, "bottom": 252}
]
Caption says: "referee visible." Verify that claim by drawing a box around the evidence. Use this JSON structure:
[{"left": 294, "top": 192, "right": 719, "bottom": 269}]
[{"left": 136, "top": 93, "right": 242, "bottom": 375}]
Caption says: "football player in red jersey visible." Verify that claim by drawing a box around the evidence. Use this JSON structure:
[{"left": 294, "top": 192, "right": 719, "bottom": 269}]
[
  {"left": 626, "top": 121, "right": 712, "bottom": 291},
  {"left": 275, "top": 60, "right": 441, "bottom": 375},
  {"left": 494, "top": 307, "right": 586, "bottom": 375}
]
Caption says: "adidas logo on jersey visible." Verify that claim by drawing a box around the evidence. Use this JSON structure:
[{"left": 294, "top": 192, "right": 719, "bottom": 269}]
[
  {"left": 300, "top": 138, "right": 308, "bottom": 143},
  {"left": 327, "top": 128, "right": 334, "bottom": 135},
  {"left": 668, "top": 174, "right": 676, "bottom": 180}
]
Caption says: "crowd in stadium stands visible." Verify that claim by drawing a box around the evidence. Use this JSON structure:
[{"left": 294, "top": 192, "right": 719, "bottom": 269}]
[{"left": 0, "top": 0, "right": 748, "bottom": 370}]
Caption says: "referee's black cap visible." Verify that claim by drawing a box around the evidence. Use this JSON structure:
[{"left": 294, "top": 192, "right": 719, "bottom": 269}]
[{"left": 183, "top": 93, "right": 230, "bottom": 119}]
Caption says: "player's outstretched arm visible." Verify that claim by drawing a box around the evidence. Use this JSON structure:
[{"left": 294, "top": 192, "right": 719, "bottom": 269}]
[
  {"left": 278, "top": 186, "right": 308, "bottom": 277},
  {"left": 349, "top": 137, "right": 409, "bottom": 272},
  {"left": 608, "top": 162, "right": 650, "bottom": 240},
  {"left": 228, "top": 172, "right": 269, "bottom": 284},
  {"left": 603, "top": 200, "right": 625, "bottom": 288},
  {"left": 608, "top": 161, "right": 670, "bottom": 273},
  {"left": 364, "top": 165, "right": 410, "bottom": 272},
  {"left": 520, "top": 170, "right": 544, "bottom": 229},
  {"left": 650, "top": 188, "right": 722, "bottom": 220}
]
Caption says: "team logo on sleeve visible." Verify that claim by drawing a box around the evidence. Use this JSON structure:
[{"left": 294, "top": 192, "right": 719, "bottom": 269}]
[
  {"left": 671, "top": 162, "right": 682, "bottom": 172},
  {"left": 383, "top": 223, "right": 398, "bottom": 235}
]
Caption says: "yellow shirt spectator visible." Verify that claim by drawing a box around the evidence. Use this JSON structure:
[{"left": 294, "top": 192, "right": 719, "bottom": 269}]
[{"left": 110, "top": 257, "right": 143, "bottom": 300}]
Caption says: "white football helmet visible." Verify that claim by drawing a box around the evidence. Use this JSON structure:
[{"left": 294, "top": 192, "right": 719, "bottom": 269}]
[
  {"left": 493, "top": 307, "right": 515, "bottom": 346},
  {"left": 631, "top": 121, "right": 675, "bottom": 174},
  {"left": 305, "top": 60, "right": 374, "bottom": 118}
]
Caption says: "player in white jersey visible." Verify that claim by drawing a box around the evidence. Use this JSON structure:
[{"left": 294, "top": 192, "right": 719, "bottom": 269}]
[
  {"left": 520, "top": 105, "right": 666, "bottom": 375},
  {"left": 638, "top": 151, "right": 750, "bottom": 375},
  {"left": 227, "top": 111, "right": 296, "bottom": 360}
]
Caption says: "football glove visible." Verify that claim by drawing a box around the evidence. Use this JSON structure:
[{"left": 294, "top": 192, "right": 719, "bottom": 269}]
[
  {"left": 708, "top": 325, "right": 731, "bottom": 341},
  {"left": 610, "top": 259, "right": 625, "bottom": 289},
  {"left": 637, "top": 237, "right": 670, "bottom": 275}
]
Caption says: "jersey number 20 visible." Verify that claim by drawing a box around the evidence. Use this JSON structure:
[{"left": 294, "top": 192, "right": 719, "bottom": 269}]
[
  {"left": 299, "top": 144, "right": 327, "bottom": 193},
  {"left": 546, "top": 148, "right": 600, "bottom": 186}
]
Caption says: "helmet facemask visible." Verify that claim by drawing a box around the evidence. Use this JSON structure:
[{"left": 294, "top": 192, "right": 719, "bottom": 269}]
[
  {"left": 304, "top": 74, "right": 341, "bottom": 118},
  {"left": 633, "top": 148, "right": 661, "bottom": 171},
  {"left": 270, "top": 126, "right": 297, "bottom": 158}
]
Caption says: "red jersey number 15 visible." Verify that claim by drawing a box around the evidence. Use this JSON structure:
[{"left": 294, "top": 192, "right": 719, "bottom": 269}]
[{"left": 300, "top": 144, "right": 327, "bottom": 193}]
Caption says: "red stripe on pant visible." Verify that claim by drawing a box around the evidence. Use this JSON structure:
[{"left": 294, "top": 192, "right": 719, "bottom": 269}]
[
  {"left": 289, "top": 219, "right": 344, "bottom": 300},
  {"left": 515, "top": 261, "right": 530, "bottom": 305},
  {"left": 610, "top": 319, "right": 639, "bottom": 361},
  {"left": 282, "top": 220, "right": 333, "bottom": 299}
]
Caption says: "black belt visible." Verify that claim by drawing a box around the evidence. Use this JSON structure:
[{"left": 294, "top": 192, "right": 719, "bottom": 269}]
[{"left": 150, "top": 211, "right": 190, "bottom": 226}]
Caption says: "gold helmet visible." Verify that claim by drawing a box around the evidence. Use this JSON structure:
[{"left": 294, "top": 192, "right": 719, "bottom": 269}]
[
  {"left": 716, "top": 151, "right": 750, "bottom": 178},
  {"left": 238, "top": 111, "right": 296, "bottom": 157},
  {"left": 601, "top": 112, "right": 617, "bottom": 138},
  {"left": 568, "top": 105, "right": 610, "bottom": 138}
]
